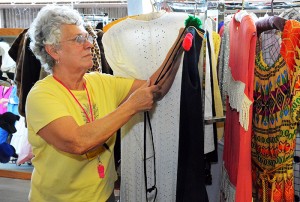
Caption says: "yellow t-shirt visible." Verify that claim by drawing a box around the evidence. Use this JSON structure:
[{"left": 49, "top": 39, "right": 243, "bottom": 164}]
[{"left": 26, "top": 72, "right": 134, "bottom": 202}]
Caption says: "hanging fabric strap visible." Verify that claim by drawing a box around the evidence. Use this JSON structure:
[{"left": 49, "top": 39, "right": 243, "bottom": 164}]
[
  {"left": 143, "top": 111, "right": 158, "bottom": 201},
  {"left": 154, "top": 28, "right": 186, "bottom": 85},
  {"left": 143, "top": 26, "right": 204, "bottom": 202},
  {"left": 154, "top": 26, "right": 204, "bottom": 85}
]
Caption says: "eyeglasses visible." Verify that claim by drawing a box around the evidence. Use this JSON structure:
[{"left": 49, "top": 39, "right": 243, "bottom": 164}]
[{"left": 61, "top": 34, "right": 95, "bottom": 45}]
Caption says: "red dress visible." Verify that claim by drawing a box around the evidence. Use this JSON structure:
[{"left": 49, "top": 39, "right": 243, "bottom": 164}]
[{"left": 221, "top": 14, "right": 257, "bottom": 202}]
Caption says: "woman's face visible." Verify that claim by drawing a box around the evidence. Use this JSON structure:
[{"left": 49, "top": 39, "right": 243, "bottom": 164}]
[{"left": 57, "top": 24, "right": 94, "bottom": 73}]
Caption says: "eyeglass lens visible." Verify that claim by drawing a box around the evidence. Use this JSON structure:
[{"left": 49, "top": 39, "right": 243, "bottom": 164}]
[{"left": 76, "top": 35, "right": 94, "bottom": 44}]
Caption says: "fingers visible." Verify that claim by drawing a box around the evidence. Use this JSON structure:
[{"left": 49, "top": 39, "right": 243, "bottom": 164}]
[
  {"left": 140, "top": 79, "right": 161, "bottom": 100},
  {"left": 126, "top": 80, "right": 162, "bottom": 113},
  {"left": 140, "top": 79, "right": 151, "bottom": 88},
  {"left": 149, "top": 84, "right": 160, "bottom": 93}
]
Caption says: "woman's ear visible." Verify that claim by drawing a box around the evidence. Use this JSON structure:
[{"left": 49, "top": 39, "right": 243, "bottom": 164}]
[{"left": 45, "top": 44, "right": 59, "bottom": 61}]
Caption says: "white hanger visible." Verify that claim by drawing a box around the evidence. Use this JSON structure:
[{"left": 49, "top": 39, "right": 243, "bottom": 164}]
[{"left": 235, "top": 10, "right": 249, "bottom": 22}]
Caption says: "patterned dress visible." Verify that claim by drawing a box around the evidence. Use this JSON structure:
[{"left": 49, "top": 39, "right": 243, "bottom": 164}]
[
  {"left": 252, "top": 29, "right": 296, "bottom": 202},
  {"left": 281, "top": 19, "right": 300, "bottom": 202}
]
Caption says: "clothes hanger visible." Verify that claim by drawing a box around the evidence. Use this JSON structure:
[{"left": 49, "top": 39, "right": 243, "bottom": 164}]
[
  {"left": 233, "top": 0, "right": 249, "bottom": 22},
  {"left": 194, "top": 0, "right": 198, "bottom": 17},
  {"left": 150, "top": 0, "right": 157, "bottom": 12},
  {"left": 163, "top": 0, "right": 172, "bottom": 12},
  {"left": 255, "top": 0, "right": 286, "bottom": 35},
  {"left": 241, "top": 0, "right": 245, "bottom": 10},
  {"left": 235, "top": 10, "right": 248, "bottom": 22},
  {"left": 255, "top": 16, "right": 286, "bottom": 36},
  {"left": 270, "top": 0, "right": 274, "bottom": 16},
  {"left": 264, "top": 9, "right": 269, "bottom": 18}
]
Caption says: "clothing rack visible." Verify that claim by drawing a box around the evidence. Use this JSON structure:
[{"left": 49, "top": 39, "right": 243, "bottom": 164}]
[
  {"left": 205, "top": 116, "right": 226, "bottom": 124},
  {"left": 82, "top": 14, "right": 109, "bottom": 27},
  {"left": 165, "top": 1, "right": 208, "bottom": 13},
  {"left": 219, "top": 1, "right": 300, "bottom": 19}
]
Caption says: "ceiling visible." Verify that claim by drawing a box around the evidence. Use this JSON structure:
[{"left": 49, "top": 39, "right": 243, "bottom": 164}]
[
  {"left": 0, "top": 0, "right": 128, "bottom": 8},
  {"left": 0, "top": 0, "right": 295, "bottom": 9},
  {"left": 0, "top": 0, "right": 126, "bottom": 2}
]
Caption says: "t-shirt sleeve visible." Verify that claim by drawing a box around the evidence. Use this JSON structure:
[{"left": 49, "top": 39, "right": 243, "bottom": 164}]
[
  {"left": 112, "top": 76, "right": 134, "bottom": 105},
  {"left": 26, "top": 84, "right": 71, "bottom": 134}
]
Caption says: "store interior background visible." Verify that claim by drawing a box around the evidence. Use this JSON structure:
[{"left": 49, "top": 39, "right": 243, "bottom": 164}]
[
  {"left": 0, "top": 0, "right": 300, "bottom": 201},
  {"left": 0, "top": 0, "right": 151, "bottom": 177}
]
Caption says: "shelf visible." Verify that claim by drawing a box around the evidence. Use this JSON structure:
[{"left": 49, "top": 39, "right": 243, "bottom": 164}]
[
  {"left": 0, "top": 169, "right": 31, "bottom": 180},
  {"left": 0, "top": 28, "right": 24, "bottom": 37}
]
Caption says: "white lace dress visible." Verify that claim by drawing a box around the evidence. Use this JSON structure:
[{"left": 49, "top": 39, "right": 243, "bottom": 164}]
[{"left": 103, "top": 11, "right": 188, "bottom": 202}]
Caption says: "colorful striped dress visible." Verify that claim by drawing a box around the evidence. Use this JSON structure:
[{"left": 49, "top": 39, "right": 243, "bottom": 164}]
[{"left": 252, "top": 29, "right": 296, "bottom": 202}]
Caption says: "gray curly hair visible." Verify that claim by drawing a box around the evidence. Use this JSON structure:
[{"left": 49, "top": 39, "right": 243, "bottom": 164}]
[{"left": 28, "top": 5, "right": 83, "bottom": 73}]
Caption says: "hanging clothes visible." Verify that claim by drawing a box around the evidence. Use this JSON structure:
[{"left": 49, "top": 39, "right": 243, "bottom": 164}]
[
  {"left": 0, "top": 85, "right": 13, "bottom": 114},
  {"left": 0, "top": 42, "right": 16, "bottom": 72},
  {"left": 176, "top": 25, "right": 207, "bottom": 202},
  {"left": 280, "top": 19, "right": 300, "bottom": 202},
  {"left": 279, "top": 8, "right": 300, "bottom": 22},
  {"left": 0, "top": 127, "right": 8, "bottom": 144},
  {"left": 205, "top": 18, "right": 224, "bottom": 148},
  {"left": 204, "top": 19, "right": 224, "bottom": 201},
  {"left": 8, "top": 29, "right": 44, "bottom": 117},
  {"left": 96, "top": 30, "right": 113, "bottom": 75},
  {"left": 220, "top": 13, "right": 256, "bottom": 202},
  {"left": 0, "top": 111, "right": 20, "bottom": 145},
  {"left": 102, "top": 11, "right": 189, "bottom": 202},
  {"left": 202, "top": 19, "right": 215, "bottom": 155},
  {"left": 279, "top": 12, "right": 300, "bottom": 200},
  {"left": 10, "top": 116, "right": 27, "bottom": 155},
  {"left": 295, "top": 133, "right": 300, "bottom": 201},
  {"left": 14, "top": 117, "right": 33, "bottom": 165},
  {"left": 218, "top": 17, "right": 231, "bottom": 108},
  {"left": 252, "top": 29, "right": 296, "bottom": 202},
  {"left": 7, "top": 85, "right": 19, "bottom": 116},
  {"left": 85, "top": 23, "right": 102, "bottom": 72},
  {"left": 7, "top": 85, "right": 30, "bottom": 162}
]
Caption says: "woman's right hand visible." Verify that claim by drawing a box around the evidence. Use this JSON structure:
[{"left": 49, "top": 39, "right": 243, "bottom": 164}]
[{"left": 125, "top": 80, "right": 161, "bottom": 113}]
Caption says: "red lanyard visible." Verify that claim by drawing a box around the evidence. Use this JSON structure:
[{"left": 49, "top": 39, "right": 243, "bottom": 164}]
[{"left": 53, "top": 76, "right": 94, "bottom": 123}]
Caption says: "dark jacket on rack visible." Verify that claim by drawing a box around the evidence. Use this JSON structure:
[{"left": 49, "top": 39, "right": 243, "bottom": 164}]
[
  {"left": 8, "top": 29, "right": 45, "bottom": 118},
  {"left": 96, "top": 30, "right": 113, "bottom": 75},
  {"left": 176, "top": 26, "right": 208, "bottom": 202}
]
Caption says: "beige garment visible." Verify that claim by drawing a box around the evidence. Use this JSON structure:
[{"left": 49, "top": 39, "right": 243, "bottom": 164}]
[
  {"left": 212, "top": 31, "right": 224, "bottom": 140},
  {"left": 103, "top": 11, "right": 165, "bottom": 33}
]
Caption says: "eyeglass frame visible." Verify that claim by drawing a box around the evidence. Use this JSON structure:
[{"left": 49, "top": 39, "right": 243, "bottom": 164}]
[{"left": 60, "top": 34, "right": 95, "bottom": 45}]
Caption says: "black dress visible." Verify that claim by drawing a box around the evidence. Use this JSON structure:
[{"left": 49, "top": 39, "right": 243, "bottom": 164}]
[{"left": 176, "top": 26, "right": 208, "bottom": 202}]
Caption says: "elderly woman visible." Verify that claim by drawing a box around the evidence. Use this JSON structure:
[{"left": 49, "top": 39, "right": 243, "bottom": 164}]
[{"left": 26, "top": 5, "right": 179, "bottom": 202}]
